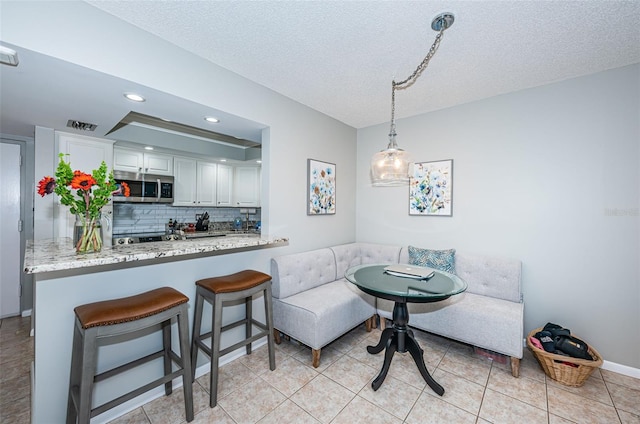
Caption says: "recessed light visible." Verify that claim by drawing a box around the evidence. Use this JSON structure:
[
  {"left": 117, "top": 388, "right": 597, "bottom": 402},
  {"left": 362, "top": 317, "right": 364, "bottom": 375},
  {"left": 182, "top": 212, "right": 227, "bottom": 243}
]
[
  {"left": 144, "top": 146, "right": 154, "bottom": 150},
  {"left": 220, "top": 159, "right": 227, "bottom": 162},
  {"left": 204, "top": 116, "right": 219, "bottom": 123},
  {"left": 124, "top": 93, "right": 145, "bottom": 102},
  {"left": 256, "top": 160, "right": 262, "bottom": 164}
]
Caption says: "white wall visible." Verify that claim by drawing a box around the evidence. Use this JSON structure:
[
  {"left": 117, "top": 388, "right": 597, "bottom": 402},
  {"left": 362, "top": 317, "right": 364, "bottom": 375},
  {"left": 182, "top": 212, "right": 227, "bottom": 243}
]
[
  {"left": 1, "top": 1, "right": 357, "bottom": 255},
  {"left": 357, "top": 64, "right": 640, "bottom": 369}
]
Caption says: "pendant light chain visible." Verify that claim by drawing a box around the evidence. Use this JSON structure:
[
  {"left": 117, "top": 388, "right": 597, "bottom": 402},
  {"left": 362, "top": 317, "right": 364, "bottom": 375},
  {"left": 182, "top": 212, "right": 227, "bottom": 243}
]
[{"left": 389, "top": 25, "right": 446, "bottom": 143}]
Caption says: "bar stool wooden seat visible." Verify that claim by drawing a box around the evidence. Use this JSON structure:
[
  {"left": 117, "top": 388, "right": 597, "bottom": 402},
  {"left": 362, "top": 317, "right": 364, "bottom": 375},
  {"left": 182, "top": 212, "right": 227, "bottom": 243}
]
[
  {"left": 66, "top": 287, "right": 194, "bottom": 424},
  {"left": 191, "top": 270, "right": 276, "bottom": 407}
]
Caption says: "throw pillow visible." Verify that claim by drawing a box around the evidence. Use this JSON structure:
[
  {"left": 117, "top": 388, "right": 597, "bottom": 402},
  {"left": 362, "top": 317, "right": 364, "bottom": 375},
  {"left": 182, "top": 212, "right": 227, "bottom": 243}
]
[{"left": 408, "top": 246, "right": 456, "bottom": 274}]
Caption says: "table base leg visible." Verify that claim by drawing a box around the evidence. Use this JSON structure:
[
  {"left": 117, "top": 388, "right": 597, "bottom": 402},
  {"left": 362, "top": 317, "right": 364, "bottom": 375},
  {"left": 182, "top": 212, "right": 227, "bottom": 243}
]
[
  {"left": 367, "top": 328, "right": 394, "bottom": 354},
  {"left": 367, "top": 303, "right": 444, "bottom": 395},
  {"left": 405, "top": 330, "right": 444, "bottom": 396}
]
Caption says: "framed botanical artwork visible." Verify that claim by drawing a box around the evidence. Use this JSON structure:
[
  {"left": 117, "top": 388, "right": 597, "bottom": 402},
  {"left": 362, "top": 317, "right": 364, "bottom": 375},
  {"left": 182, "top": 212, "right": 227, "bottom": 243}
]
[
  {"left": 307, "top": 159, "right": 336, "bottom": 215},
  {"left": 409, "top": 159, "right": 453, "bottom": 216}
]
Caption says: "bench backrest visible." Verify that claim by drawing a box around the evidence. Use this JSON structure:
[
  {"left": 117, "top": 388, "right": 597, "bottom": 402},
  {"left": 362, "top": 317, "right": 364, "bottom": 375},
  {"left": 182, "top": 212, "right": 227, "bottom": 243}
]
[
  {"left": 399, "top": 248, "right": 522, "bottom": 302},
  {"left": 331, "top": 243, "right": 402, "bottom": 280},
  {"left": 270, "top": 248, "right": 337, "bottom": 299}
]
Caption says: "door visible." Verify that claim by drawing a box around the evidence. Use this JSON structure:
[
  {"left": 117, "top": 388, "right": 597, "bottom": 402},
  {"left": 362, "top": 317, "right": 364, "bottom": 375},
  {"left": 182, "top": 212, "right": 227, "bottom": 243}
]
[{"left": 0, "top": 143, "right": 22, "bottom": 317}]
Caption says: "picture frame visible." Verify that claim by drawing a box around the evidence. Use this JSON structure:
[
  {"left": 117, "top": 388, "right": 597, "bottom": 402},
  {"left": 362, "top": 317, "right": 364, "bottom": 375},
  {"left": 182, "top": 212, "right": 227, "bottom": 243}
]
[
  {"left": 307, "top": 159, "right": 336, "bottom": 215},
  {"left": 409, "top": 159, "right": 453, "bottom": 216}
]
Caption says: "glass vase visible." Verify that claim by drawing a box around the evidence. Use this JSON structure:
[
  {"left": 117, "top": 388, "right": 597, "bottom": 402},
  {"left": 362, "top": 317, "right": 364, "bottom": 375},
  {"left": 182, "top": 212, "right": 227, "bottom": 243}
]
[{"left": 73, "top": 213, "right": 103, "bottom": 254}]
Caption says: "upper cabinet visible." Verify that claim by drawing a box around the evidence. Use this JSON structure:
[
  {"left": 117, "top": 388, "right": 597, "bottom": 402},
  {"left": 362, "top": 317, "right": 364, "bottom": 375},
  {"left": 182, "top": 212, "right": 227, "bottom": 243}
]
[
  {"left": 233, "top": 166, "right": 261, "bottom": 207},
  {"left": 55, "top": 132, "right": 115, "bottom": 239},
  {"left": 114, "top": 147, "right": 173, "bottom": 175},
  {"left": 215, "top": 164, "right": 233, "bottom": 207},
  {"left": 173, "top": 157, "right": 218, "bottom": 207}
]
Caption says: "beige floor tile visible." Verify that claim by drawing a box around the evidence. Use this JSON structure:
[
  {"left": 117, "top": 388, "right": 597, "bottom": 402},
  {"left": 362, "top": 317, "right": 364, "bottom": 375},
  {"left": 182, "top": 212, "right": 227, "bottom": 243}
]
[
  {"left": 438, "top": 349, "right": 492, "bottom": 386},
  {"left": 107, "top": 407, "right": 151, "bottom": 424},
  {"left": 190, "top": 404, "right": 236, "bottom": 424},
  {"left": 218, "top": 377, "right": 286, "bottom": 424},
  {"left": 143, "top": 382, "right": 210, "bottom": 424},
  {"left": 385, "top": 350, "right": 429, "bottom": 390},
  {"left": 405, "top": 391, "right": 476, "bottom": 424},
  {"left": 424, "top": 369, "right": 485, "bottom": 415},
  {"left": 602, "top": 369, "right": 640, "bottom": 391},
  {"left": 549, "top": 413, "right": 577, "bottom": 424},
  {"left": 328, "top": 326, "right": 369, "bottom": 354},
  {"left": 257, "top": 399, "right": 321, "bottom": 424},
  {"left": 607, "top": 381, "right": 640, "bottom": 416},
  {"left": 331, "top": 395, "right": 402, "bottom": 424},
  {"left": 547, "top": 385, "right": 621, "bottom": 424},
  {"left": 345, "top": 341, "right": 385, "bottom": 369},
  {"left": 479, "top": 388, "right": 548, "bottom": 424},
  {"left": 322, "top": 353, "right": 376, "bottom": 393},
  {"left": 488, "top": 366, "right": 548, "bottom": 410},
  {"left": 547, "top": 372, "right": 613, "bottom": 406},
  {"left": 197, "top": 357, "right": 258, "bottom": 401},
  {"left": 273, "top": 337, "right": 306, "bottom": 358},
  {"left": 260, "top": 356, "right": 318, "bottom": 397},
  {"left": 290, "top": 374, "right": 355, "bottom": 423},
  {"left": 618, "top": 409, "right": 640, "bottom": 424},
  {"left": 238, "top": 344, "right": 283, "bottom": 375},
  {"left": 358, "top": 374, "right": 422, "bottom": 420}
]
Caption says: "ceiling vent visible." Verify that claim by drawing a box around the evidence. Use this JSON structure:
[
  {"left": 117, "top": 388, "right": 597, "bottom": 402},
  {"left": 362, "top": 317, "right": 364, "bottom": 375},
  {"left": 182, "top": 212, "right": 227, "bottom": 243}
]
[{"left": 67, "top": 120, "right": 97, "bottom": 131}]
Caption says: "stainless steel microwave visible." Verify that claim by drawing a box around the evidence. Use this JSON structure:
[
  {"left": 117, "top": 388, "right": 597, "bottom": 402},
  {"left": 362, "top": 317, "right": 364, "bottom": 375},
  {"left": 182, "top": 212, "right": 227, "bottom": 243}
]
[{"left": 113, "top": 170, "right": 174, "bottom": 203}]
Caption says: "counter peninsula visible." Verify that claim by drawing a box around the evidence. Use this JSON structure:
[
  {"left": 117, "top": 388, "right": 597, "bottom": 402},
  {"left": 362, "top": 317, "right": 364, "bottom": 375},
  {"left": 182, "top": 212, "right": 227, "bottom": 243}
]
[{"left": 24, "top": 234, "right": 288, "bottom": 423}]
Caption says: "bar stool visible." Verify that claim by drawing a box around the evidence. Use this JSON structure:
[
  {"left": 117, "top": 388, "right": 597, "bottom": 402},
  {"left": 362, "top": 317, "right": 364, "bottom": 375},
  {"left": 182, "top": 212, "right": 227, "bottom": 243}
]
[
  {"left": 191, "top": 270, "right": 275, "bottom": 407},
  {"left": 66, "top": 287, "right": 194, "bottom": 424}
]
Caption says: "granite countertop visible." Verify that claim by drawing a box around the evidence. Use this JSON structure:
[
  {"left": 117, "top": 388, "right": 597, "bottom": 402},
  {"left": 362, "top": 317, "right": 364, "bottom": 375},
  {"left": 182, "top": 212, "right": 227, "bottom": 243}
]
[{"left": 24, "top": 235, "right": 289, "bottom": 274}]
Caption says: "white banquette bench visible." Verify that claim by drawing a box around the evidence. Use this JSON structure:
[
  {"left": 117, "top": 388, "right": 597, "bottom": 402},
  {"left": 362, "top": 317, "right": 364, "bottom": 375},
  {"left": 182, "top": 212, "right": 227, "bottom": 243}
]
[{"left": 270, "top": 242, "right": 524, "bottom": 376}]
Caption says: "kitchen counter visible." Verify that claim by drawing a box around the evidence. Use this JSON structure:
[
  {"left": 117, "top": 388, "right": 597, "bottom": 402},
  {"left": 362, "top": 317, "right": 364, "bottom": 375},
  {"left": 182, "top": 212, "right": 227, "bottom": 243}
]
[
  {"left": 24, "top": 234, "right": 287, "bottom": 274},
  {"left": 24, "top": 234, "right": 288, "bottom": 423}
]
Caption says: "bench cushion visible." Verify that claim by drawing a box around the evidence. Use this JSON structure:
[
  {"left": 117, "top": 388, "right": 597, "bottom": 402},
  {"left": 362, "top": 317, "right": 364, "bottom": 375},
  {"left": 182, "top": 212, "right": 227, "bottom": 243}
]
[
  {"left": 272, "top": 279, "right": 375, "bottom": 349},
  {"left": 377, "top": 292, "right": 524, "bottom": 358}
]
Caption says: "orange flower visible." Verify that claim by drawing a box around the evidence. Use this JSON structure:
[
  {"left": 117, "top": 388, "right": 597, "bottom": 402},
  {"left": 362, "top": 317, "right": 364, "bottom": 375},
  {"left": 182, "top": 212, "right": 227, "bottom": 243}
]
[
  {"left": 121, "top": 181, "right": 131, "bottom": 197},
  {"left": 37, "top": 176, "right": 56, "bottom": 196},
  {"left": 70, "top": 172, "right": 97, "bottom": 191}
]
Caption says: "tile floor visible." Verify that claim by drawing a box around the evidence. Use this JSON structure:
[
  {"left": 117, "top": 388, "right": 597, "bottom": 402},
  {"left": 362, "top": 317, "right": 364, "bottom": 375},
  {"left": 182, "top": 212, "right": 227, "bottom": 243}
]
[{"left": 1, "top": 315, "right": 639, "bottom": 424}]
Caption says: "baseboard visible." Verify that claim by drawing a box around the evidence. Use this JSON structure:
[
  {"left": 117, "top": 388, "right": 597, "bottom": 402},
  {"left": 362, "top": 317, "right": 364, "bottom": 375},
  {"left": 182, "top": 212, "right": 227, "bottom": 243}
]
[
  {"left": 21, "top": 309, "right": 32, "bottom": 317},
  {"left": 602, "top": 360, "right": 640, "bottom": 379}
]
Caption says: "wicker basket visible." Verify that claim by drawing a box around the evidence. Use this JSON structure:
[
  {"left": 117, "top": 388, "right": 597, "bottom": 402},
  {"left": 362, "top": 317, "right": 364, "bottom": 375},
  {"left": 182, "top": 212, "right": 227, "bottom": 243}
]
[{"left": 527, "top": 328, "right": 603, "bottom": 387}]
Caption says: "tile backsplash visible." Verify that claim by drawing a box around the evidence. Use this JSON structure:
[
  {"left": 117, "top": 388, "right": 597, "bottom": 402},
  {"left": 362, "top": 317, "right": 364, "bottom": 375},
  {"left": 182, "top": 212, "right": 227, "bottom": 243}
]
[{"left": 113, "top": 204, "right": 261, "bottom": 235}]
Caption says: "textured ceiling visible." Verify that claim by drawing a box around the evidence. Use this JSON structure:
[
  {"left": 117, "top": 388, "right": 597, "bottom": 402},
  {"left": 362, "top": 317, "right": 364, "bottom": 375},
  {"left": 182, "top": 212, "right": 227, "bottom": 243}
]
[{"left": 87, "top": 0, "right": 640, "bottom": 129}]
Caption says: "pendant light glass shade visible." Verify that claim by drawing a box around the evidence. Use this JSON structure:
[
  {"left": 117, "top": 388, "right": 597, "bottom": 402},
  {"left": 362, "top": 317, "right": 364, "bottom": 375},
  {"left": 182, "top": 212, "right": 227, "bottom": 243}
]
[
  {"left": 370, "top": 12, "right": 454, "bottom": 187},
  {"left": 371, "top": 133, "right": 412, "bottom": 186}
]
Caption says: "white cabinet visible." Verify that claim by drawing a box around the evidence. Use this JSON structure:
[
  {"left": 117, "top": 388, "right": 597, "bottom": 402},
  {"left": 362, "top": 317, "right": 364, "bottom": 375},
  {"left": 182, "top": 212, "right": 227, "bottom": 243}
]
[
  {"left": 233, "top": 166, "right": 261, "bottom": 207},
  {"left": 197, "top": 161, "right": 217, "bottom": 207},
  {"left": 215, "top": 164, "right": 233, "bottom": 207},
  {"left": 55, "top": 132, "right": 114, "bottom": 240},
  {"left": 173, "top": 157, "right": 197, "bottom": 206},
  {"left": 113, "top": 147, "right": 173, "bottom": 175},
  {"left": 173, "top": 157, "right": 218, "bottom": 207}
]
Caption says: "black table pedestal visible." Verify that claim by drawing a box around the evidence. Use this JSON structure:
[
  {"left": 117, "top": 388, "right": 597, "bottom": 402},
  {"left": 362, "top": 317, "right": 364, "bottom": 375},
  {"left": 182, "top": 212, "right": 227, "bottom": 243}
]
[{"left": 367, "top": 301, "right": 444, "bottom": 395}]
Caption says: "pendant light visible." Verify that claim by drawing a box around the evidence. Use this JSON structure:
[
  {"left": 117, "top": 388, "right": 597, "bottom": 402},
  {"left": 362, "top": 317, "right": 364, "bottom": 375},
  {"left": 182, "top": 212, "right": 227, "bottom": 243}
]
[{"left": 371, "top": 13, "right": 455, "bottom": 186}]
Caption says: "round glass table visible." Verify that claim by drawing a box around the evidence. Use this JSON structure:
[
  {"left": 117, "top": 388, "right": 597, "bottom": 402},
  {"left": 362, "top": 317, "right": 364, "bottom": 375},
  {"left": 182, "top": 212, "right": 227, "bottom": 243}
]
[{"left": 345, "top": 264, "right": 467, "bottom": 394}]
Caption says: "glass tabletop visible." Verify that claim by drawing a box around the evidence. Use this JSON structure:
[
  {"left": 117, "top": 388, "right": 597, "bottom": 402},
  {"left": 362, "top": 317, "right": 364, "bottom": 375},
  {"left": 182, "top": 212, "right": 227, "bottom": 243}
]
[{"left": 345, "top": 264, "right": 467, "bottom": 303}]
